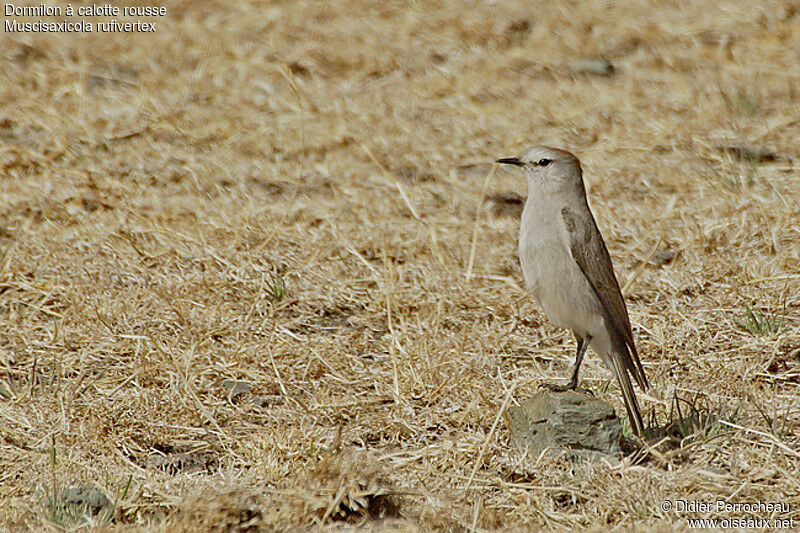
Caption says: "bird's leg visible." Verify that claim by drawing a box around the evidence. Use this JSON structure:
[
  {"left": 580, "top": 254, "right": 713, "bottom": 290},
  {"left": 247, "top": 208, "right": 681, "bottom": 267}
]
[
  {"left": 539, "top": 334, "right": 593, "bottom": 394},
  {"left": 567, "top": 335, "right": 592, "bottom": 390}
]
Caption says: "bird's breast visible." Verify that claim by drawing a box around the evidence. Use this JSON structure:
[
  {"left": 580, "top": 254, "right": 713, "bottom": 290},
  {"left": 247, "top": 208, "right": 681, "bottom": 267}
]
[
  {"left": 518, "top": 202, "right": 569, "bottom": 295},
  {"left": 517, "top": 199, "right": 603, "bottom": 337}
]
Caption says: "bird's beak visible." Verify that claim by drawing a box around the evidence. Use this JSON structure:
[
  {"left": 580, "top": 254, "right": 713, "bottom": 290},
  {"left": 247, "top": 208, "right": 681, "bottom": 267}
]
[{"left": 496, "top": 157, "right": 524, "bottom": 167}]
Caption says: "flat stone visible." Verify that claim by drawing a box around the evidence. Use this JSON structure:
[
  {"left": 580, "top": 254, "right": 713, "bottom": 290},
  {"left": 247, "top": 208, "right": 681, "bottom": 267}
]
[
  {"left": 221, "top": 379, "right": 253, "bottom": 398},
  {"left": 569, "top": 57, "right": 615, "bottom": 76},
  {"left": 46, "top": 486, "right": 112, "bottom": 518},
  {"left": 651, "top": 247, "right": 677, "bottom": 266},
  {"left": 506, "top": 388, "right": 622, "bottom": 459},
  {"left": 146, "top": 450, "right": 218, "bottom": 474},
  {"left": 488, "top": 192, "right": 525, "bottom": 218},
  {"left": 716, "top": 144, "right": 782, "bottom": 163}
]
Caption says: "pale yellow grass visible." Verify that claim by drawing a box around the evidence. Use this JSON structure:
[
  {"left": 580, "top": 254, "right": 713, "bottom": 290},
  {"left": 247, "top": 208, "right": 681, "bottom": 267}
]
[{"left": 1, "top": 0, "right": 799, "bottom": 530}]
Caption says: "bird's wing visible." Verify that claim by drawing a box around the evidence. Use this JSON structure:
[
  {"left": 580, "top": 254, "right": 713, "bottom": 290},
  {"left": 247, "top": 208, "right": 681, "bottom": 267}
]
[{"left": 561, "top": 206, "right": 649, "bottom": 390}]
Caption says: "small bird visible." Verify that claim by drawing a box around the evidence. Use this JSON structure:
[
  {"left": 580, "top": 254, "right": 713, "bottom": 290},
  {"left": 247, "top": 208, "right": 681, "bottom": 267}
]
[{"left": 497, "top": 146, "right": 649, "bottom": 436}]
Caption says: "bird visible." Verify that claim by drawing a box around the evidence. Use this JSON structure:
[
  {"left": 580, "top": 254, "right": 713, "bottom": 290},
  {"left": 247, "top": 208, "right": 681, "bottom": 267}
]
[{"left": 496, "top": 146, "right": 649, "bottom": 436}]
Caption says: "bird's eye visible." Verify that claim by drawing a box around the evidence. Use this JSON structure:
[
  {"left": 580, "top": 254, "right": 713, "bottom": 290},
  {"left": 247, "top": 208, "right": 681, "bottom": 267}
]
[{"left": 537, "top": 158, "right": 552, "bottom": 167}]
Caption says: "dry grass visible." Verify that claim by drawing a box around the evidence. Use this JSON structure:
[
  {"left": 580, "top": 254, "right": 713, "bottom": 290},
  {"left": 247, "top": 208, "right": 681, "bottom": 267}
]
[{"left": 1, "top": 0, "right": 799, "bottom": 530}]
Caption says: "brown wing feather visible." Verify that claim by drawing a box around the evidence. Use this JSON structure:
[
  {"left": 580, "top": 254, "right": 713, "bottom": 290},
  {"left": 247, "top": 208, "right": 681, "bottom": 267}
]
[
  {"left": 561, "top": 206, "right": 649, "bottom": 390},
  {"left": 609, "top": 353, "right": 646, "bottom": 436}
]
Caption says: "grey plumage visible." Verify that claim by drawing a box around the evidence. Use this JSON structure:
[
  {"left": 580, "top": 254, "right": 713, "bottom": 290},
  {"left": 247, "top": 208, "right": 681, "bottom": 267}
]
[{"left": 497, "top": 146, "right": 649, "bottom": 436}]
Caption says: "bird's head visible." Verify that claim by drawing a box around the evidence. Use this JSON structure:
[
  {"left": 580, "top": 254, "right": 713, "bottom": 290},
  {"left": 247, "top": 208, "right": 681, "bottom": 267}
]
[{"left": 496, "top": 145, "right": 585, "bottom": 197}]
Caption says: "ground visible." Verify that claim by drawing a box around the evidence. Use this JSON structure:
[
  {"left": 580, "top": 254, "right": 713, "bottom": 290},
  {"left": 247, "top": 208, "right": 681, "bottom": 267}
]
[{"left": 1, "top": 0, "right": 799, "bottom": 530}]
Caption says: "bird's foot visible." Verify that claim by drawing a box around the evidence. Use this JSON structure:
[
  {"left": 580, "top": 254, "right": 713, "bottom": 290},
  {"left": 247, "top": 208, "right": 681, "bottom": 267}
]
[{"left": 538, "top": 382, "right": 595, "bottom": 396}]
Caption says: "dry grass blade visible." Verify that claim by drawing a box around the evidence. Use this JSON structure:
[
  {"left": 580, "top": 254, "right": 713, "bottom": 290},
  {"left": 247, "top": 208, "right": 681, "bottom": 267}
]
[
  {"left": 1, "top": 1, "right": 799, "bottom": 530},
  {"left": 362, "top": 143, "right": 444, "bottom": 265},
  {"left": 718, "top": 420, "right": 800, "bottom": 459},
  {"left": 465, "top": 386, "right": 516, "bottom": 492},
  {"left": 465, "top": 162, "right": 501, "bottom": 282}
]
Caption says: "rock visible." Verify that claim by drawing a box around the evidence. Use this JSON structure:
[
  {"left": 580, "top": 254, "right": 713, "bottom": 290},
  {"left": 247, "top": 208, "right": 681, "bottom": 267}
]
[
  {"left": 650, "top": 247, "right": 677, "bottom": 266},
  {"left": 569, "top": 57, "right": 615, "bottom": 76},
  {"left": 221, "top": 379, "right": 253, "bottom": 398},
  {"left": 506, "top": 389, "right": 622, "bottom": 459},
  {"left": 147, "top": 450, "right": 218, "bottom": 474},
  {"left": 393, "top": 166, "right": 436, "bottom": 183},
  {"left": 716, "top": 145, "right": 782, "bottom": 163},
  {"left": 45, "top": 486, "right": 112, "bottom": 519},
  {"left": 488, "top": 192, "right": 525, "bottom": 218},
  {"left": 250, "top": 394, "right": 285, "bottom": 408}
]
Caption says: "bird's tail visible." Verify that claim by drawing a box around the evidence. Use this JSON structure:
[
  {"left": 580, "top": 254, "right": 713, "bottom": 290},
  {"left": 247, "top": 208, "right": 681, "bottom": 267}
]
[{"left": 609, "top": 354, "right": 645, "bottom": 437}]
